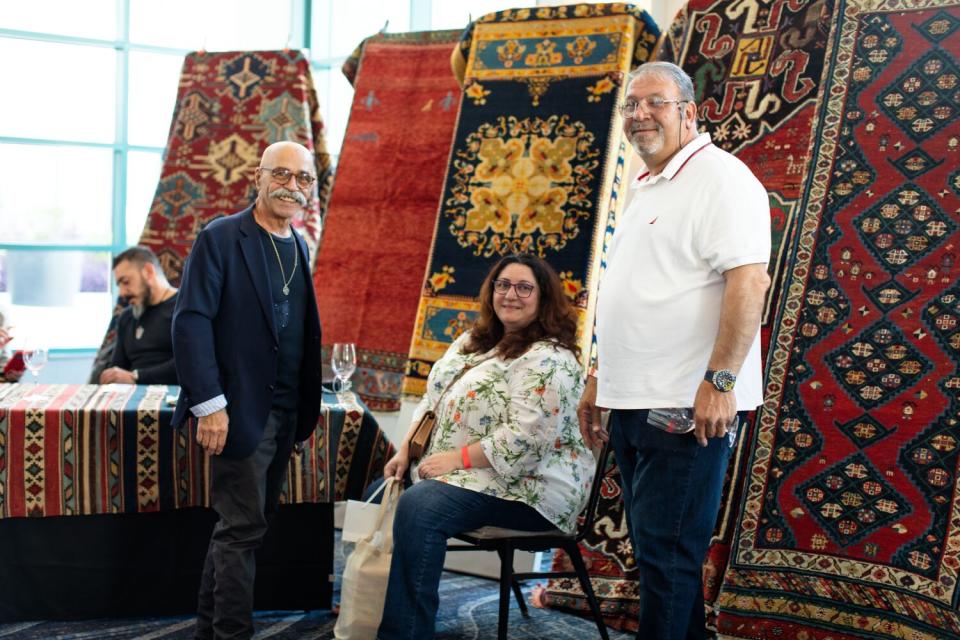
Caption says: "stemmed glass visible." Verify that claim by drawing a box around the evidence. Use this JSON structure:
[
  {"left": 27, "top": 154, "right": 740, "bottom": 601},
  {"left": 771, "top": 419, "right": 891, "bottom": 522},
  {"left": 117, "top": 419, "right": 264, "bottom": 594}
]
[
  {"left": 331, "top": 343, "right": 357, "bottom": 393},
  {"left": 22, "top": 348, "right": 48, "bottom": 401}
]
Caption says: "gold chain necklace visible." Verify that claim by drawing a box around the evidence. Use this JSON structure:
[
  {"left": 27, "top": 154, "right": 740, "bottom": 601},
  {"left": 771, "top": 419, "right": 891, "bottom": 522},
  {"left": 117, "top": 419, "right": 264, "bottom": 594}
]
[{"left": 266, "top": 231, "right": 298, "bottom": 296}]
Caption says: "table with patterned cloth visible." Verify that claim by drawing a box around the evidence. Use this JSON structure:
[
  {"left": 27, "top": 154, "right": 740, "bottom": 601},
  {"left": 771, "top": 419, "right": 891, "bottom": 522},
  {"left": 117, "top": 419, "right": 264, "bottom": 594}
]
[{"left": 0, "top": 383, "right": 392, "bottom": 621}]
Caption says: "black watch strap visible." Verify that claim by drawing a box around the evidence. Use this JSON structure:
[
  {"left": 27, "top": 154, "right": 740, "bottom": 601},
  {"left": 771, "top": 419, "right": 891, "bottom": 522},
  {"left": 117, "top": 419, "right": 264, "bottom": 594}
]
[{"left": 705, "top": 368, "right": 736, "bottom": 392}]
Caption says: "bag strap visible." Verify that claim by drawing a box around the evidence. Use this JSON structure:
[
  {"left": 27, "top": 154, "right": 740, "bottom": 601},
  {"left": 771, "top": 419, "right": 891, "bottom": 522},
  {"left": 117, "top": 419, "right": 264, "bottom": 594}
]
[
  {"left": 371, "top": 478, "right": 401, "bottom": 533},
  {"left": 377, "top": 479, "right": 402, "bottom": 551},
  {"left": 429, "top": 354, "right": 494, "bottom": 414},
  {"left": 364, "top": 478, "right": 389, "bottom": 504},
  {"left": 361, "top": 478, "right": 402, "bottom": 548}
]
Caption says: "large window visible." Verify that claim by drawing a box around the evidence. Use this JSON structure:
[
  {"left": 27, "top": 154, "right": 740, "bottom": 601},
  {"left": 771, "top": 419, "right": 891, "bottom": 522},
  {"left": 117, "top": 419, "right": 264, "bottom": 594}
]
[
  {"left": 1, "top": 0, "right": 605, "bottom": 352},
  {"left": 0, "top": 0, "right": 297, "bottom": 351}
]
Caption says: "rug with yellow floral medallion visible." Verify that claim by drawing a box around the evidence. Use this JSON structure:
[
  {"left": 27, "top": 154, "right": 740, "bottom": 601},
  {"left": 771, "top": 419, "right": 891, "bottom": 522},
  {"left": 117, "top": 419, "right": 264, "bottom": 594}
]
[{"left": 401, "top": 3, "right": 660, "bottom": 398}]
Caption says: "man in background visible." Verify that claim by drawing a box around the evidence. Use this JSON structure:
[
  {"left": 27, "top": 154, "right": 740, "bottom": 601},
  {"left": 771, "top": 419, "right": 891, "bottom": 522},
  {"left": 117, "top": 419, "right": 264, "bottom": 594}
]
[
  {"left": 172, "top": 140, "right": 323, "bottom": 639},
  {"left": 100, "top": 246, "right": 178, "bottom": 385}
]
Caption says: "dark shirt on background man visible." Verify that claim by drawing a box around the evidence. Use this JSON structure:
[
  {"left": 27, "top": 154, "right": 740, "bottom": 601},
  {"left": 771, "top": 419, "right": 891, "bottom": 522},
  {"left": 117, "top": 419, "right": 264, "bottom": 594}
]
[{"left": 112, "top": 295, "right": 178, "bottom": 384}]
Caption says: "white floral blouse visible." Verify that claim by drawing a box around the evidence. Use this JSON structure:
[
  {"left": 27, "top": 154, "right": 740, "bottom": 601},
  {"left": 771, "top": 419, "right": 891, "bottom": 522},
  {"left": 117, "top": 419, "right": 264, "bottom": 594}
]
[{"left": 410, "top": 331, "right": 594, "bottom": 534}]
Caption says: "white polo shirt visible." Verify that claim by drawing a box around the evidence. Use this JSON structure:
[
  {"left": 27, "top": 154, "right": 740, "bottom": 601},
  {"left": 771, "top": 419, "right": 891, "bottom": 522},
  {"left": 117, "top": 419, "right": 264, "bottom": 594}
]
[{"left": 595, "top": 132, "right": 770, "bottom": 410}]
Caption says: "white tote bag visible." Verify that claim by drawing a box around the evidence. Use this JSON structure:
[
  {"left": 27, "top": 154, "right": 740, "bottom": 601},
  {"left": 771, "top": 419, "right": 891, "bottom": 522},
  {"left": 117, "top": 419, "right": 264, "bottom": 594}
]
[
  {"left": 334, "top": 477, "right": 402, "bottom": 640},
  {"left": 341, "top": 479, "right": 390, "bottom": 543}
]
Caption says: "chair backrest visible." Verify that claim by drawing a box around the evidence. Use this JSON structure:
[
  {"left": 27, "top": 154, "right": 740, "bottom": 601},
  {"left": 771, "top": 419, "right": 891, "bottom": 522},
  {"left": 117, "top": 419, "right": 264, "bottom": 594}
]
[{"left": 575, "top": 439, "right": 612, "bottom": 543}]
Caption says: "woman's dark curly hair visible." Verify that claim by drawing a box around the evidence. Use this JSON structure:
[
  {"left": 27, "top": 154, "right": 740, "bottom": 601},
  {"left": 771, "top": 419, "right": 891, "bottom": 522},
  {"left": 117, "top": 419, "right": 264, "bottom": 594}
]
[{"left": 463, "top": 253, "right": 580, "bottom": 361}]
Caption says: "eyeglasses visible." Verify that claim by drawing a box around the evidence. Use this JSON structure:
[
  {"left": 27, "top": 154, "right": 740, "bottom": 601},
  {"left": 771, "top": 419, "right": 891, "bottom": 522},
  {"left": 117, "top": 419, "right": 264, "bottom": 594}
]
[
  {"left": 493, "top": 279, "right": 536, "bottom": 298},
  {"left": 618, "top": 96, "right": 687, "bottom": 119},
  {"left": 260, "top": 166, "right": 317, "bottom": 189}
]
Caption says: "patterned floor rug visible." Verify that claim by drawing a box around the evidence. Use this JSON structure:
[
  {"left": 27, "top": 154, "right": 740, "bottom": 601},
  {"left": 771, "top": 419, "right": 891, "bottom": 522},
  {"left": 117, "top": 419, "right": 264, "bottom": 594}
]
[
  {"left": 313, "top": 30, "right": 463, "bottom": 412},
  {"left": 0, "top": 533, "right": 634, "bottom": 639}
]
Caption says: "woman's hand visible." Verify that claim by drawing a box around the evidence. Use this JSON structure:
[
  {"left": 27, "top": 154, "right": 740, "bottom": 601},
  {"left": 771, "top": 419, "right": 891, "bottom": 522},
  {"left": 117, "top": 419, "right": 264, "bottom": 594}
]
[
  {"left": 417, "top": 450, "right": 461, "bottom": 480},
  {"left": 384, "top": 443, "right": 411, "bottom": 481}
]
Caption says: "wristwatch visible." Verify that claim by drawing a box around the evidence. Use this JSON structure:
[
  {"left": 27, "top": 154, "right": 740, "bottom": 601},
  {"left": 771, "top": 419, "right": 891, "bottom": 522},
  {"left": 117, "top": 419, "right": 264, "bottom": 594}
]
[
  {"left": 132, "top": 369, "right": 139, "bottom": 383},
  {"left": 704, "top": 369, "right": 736, "bottom": 392}
]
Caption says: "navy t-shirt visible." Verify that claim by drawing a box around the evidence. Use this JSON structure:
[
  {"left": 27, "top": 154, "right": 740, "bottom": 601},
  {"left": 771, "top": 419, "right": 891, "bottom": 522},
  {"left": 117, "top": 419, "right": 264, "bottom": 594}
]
[{"left": 258, "top": 228, "right": 307, "bottom": 410}]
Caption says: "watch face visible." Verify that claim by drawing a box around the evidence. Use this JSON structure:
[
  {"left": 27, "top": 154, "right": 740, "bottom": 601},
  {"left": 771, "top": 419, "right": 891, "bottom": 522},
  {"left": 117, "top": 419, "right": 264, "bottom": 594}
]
[{"left": 712, "top": 369, "right": 736, "bottom": 392}]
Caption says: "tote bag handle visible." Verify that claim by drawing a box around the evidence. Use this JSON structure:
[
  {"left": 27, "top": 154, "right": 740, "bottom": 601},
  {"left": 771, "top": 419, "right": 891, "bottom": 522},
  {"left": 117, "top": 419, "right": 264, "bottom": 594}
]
[{"left": 365, "top": 477, "right": 401, "bottom": 550}]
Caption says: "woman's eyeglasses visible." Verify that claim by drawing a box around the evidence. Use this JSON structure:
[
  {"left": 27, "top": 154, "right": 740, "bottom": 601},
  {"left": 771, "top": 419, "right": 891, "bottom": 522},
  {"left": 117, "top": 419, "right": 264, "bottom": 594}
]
[
  {"left": 493, "top": 279, "right": 536, "bottom": 298},
  {"left": 260, "top": 166, "right": 317, "bottom": 189}
]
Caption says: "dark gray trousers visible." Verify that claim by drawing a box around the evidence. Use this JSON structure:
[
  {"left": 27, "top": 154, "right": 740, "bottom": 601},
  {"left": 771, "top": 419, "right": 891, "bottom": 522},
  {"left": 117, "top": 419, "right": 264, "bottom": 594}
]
[{"left": 195, "top": 409, "right": 298, "bottom": 640}]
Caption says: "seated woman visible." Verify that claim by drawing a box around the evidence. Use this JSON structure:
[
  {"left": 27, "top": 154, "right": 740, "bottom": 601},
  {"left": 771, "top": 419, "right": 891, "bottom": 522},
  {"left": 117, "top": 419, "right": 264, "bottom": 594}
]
[{"left": 377, "top": 253, "right": 594, "bottom": 639}]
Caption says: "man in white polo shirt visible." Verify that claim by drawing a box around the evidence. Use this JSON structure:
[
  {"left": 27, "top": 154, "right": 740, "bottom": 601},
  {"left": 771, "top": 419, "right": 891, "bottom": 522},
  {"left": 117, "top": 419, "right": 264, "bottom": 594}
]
[{"left": 578, "top": 61, "right": 771, "bottom": 639}]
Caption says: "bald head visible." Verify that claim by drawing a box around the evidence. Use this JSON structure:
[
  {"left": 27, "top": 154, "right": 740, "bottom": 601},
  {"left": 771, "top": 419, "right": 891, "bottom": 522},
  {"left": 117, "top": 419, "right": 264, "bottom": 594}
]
[
  {"left": 260, "top": 141, "right": 314, "bottom": 169},
  {"left": 253, "top": 141, "right": 317, "bottom": 233}
]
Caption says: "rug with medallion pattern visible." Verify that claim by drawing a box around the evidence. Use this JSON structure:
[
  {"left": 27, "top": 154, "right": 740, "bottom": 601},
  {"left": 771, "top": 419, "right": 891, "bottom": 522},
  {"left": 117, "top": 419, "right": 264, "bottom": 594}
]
[
  {"left": 716, "top": 1, "right": 959, "bottom": 637},
  {"left": 313, "top": 30, "right": 462, "bottom": 412},
  {"left": 90, "top": 50, "right": 332, "bottom": 382},
  {"left": 400, "top": 3, "right": 660, "bottom": 399}
]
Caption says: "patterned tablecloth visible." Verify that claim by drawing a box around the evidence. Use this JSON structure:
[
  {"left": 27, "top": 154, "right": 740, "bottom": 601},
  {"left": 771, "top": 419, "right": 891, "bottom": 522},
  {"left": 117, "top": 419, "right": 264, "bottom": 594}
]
[{"left": 0, "top": 384, "right": 393, "bottom": 519}]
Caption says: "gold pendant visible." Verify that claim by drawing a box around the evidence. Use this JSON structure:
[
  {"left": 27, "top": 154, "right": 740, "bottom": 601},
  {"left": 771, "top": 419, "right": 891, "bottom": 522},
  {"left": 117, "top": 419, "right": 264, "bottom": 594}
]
[{"left": 283, "top": 285, "right": 290, "bottom": 296}]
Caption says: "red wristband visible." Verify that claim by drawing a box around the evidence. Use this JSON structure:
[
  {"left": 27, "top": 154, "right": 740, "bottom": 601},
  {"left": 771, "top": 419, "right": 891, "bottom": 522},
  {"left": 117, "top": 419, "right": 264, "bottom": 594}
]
[{"left": 461, "top": 445, "right": 472, "bottom": 470}]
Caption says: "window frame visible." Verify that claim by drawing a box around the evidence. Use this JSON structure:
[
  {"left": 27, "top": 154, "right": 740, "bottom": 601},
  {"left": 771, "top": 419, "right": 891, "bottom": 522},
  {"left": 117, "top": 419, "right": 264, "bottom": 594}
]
[{"left": 0, "top": 0, "right": 564, "bottom": 354}]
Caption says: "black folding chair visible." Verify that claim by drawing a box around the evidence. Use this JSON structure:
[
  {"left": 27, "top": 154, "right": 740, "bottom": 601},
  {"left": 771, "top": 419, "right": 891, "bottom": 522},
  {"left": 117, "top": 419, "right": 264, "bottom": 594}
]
[{"left": 447, "top": 441, "right": 612, "bottom": 640}]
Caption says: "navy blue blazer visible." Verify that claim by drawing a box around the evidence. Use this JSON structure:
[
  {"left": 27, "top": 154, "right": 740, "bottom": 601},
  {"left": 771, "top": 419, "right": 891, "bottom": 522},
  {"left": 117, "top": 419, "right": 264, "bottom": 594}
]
[{"left": 171, "top": 206, "right": 322, "bottom": 459}]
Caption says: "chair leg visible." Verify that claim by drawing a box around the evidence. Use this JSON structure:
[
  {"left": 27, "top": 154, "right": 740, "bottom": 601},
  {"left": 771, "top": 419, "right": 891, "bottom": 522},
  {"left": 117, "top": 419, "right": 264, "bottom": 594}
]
[
  {"left": 563, "top": 542, "right": 609, "bottom": 640},
  {"left": 511, "top": 577, "right": 530, "bottom": 617},
  {"left": 496, "top": 546, "right": 515, "bottom": 640}
]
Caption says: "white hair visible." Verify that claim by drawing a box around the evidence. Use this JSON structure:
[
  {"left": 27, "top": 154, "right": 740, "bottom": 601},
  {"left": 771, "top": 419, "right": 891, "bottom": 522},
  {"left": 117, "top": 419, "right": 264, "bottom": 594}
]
[{"left": 627, "top": 62, "right": 695, "bottom": 102}]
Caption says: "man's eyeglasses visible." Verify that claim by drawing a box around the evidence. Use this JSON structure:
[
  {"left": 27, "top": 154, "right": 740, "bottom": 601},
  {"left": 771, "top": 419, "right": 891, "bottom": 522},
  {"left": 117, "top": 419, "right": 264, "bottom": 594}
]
[
  {"left": 260, "top": 166, "right": 317, "bottom": 189},
  {"left": 618, "top": 97, "right": 687, "bottom": 119},
  {"left": 493, "top": 279, "right": 536, "bottom": 298}
]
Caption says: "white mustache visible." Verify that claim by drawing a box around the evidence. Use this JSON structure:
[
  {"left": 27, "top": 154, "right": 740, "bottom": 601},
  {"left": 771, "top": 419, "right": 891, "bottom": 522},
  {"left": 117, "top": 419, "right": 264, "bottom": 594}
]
[{"left": 269, "top": 187, "right": 307, "bottom": 206}]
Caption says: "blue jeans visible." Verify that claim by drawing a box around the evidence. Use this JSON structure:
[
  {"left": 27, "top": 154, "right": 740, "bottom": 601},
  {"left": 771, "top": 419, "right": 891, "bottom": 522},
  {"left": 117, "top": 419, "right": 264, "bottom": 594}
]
[
  {"left": 376, "top": 480, "right": 554, "bottom": 639},
  {"left": 609, "top": 409, "right": 739, "bottom": 640}
]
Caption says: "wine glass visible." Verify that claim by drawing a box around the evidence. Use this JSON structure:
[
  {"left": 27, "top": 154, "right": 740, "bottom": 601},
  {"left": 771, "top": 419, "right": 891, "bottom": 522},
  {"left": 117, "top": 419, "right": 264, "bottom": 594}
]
[
  {"left": 331, "top": 343, "right": 357, "bottom": 393},
  {"left": 22, "top": 348, "right": 48, "bottom": 401}
]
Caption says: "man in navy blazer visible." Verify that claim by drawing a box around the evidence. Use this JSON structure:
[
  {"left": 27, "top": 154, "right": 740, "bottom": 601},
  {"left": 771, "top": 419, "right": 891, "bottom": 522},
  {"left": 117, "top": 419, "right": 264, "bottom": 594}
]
[{"left": 172, "top": 141, "right": 322, "bottom": 640}]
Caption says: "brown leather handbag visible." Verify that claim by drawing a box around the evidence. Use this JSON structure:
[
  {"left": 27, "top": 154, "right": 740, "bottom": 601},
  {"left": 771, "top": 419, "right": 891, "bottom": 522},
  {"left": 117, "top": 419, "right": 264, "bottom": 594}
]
[
  {"left": 406, "top": 356, "right": 491, "bottom": 460},
  {"left": 407, "top": 411, "right": 436, "bottom": 459}
]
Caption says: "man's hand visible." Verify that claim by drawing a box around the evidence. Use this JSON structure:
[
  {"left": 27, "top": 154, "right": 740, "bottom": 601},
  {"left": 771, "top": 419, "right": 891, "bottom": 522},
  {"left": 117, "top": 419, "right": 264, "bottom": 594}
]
[
  {"left": 99, "top": 367, "right": 137, "bottom": 384},
  {"left": 577, "top": 376, "right": 608, "bottom": 448},
  {"left": 197, "top": 409, "right": 229, "bottom": 456},
  {"left": 0, "top": 327, "right": 12, "bottom": 349},
  {"left": 384, "top": 443, "right": 411, "bottom": 481},
  {"left": 416, "top": 450, "right": 460, "bottom": 480},
  {"left": 692, "top": 381, "right": 737, "bottom": 447}
]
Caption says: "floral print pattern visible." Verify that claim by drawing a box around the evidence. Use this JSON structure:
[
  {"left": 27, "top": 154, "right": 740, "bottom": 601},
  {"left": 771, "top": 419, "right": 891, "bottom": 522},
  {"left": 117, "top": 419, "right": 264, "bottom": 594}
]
[{"left": 411, "top": 332, "right": 593, "bottom": 533}]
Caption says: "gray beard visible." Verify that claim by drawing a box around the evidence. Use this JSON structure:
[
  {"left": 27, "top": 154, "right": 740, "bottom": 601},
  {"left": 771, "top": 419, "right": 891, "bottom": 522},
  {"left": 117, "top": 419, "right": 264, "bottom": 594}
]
[
  {"left": 131, "top": 304, "right": 145, "bottom": 319},
  {"left": 630, "top": 126, "right": 665, "bottom": 156}
]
